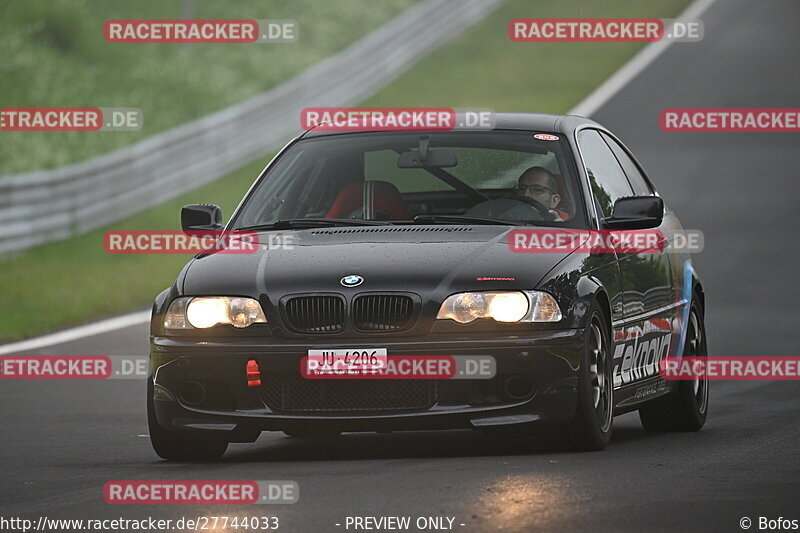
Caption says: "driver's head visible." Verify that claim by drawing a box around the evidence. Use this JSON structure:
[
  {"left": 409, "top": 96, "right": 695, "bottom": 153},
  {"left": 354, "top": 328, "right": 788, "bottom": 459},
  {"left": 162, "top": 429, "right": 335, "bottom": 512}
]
[{"left": 516, "top": 166, "right": 561, "bottom": 209}]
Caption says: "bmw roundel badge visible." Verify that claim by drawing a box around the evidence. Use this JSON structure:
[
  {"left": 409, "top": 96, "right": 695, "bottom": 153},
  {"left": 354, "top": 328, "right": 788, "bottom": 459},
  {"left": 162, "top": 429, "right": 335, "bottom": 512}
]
[{"left": 340, "top": 275, "right": 363, "bottom": 287}]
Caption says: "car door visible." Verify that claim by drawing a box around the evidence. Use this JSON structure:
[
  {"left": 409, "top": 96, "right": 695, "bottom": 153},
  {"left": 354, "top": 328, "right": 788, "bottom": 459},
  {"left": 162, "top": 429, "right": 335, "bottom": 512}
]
[
  {"left": 577, "top": 128, "right": 674, "bottom": 388},
  {"left": 601, "top": 132, "right": 688, "bottom": 381},
  {"left": 599, "top": 131, "right": 676, "bottom": 313}
]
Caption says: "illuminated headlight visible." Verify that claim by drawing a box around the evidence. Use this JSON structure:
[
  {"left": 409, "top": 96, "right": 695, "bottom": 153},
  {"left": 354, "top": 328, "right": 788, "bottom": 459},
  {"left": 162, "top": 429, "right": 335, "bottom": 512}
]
[
  {"left": 164, "top": 297, "right": 267, "bottom": 329},
  {"left": 436, "top": 291, "right": 562, "bottom": 324}
]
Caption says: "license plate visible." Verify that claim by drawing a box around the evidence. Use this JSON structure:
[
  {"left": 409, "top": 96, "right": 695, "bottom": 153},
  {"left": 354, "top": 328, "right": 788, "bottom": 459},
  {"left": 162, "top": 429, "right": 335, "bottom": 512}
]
[{"left": 307, "top": 348, "right": 388, "bottom": 374}]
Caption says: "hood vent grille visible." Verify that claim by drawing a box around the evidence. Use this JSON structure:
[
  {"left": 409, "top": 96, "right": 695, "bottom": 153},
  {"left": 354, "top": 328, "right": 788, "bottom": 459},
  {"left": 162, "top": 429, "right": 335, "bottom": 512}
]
[{"left": 309, "top": 226, "right": 473, "bottom": 235}]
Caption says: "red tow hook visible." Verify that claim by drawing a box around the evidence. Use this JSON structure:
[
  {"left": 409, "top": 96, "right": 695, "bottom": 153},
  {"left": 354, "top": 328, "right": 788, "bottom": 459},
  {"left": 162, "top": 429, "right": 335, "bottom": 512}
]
[{"left": 246, "top": 359, "right": 261, "bottom": 387}]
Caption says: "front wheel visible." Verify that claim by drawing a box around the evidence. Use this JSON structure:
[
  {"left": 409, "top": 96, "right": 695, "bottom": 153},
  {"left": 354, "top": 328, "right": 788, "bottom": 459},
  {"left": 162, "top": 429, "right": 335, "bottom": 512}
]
[
  {"left": 565, "top": 303, "right": 614, "bottom": 451},
  {"left": 147, "top": 381, "right": 228, "bottom": 461},
  {"left": 639, "top": 295, "right": 708, "bottom": 432}
]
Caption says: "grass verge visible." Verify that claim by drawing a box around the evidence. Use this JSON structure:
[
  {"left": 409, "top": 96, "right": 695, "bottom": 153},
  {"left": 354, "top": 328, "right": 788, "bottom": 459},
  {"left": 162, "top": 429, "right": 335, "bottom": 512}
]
[
  {"left": 0, "top": 0, "right": 417, "bottom": 174},
  {"left": 0, "top": 156, "right": 268, "bottom": 341}
]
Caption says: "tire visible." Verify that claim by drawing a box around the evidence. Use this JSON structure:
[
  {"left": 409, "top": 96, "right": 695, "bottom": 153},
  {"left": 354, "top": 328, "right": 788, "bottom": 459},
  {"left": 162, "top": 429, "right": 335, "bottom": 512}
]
[
  {"left": 639, "top": 295, "right": 708, "bottom": 432},
  {"left": 566, "top": 302, "right": 614, "bottom": 451},
  {"left": 147, "top": 380, "right": 228, "bottom": 461}
]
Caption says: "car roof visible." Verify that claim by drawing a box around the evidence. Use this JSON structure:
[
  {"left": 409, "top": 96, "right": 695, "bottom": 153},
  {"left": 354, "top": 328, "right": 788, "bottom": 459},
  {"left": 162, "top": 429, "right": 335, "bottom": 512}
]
[{"left": 300, "top": 112, "right": 603, "bottom": 138}]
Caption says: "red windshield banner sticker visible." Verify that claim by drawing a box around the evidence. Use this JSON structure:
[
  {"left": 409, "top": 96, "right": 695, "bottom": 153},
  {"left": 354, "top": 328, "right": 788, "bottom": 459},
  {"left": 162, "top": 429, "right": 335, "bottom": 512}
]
[{"left": 533, "top": 133, "right": 559, "bottom": 141}]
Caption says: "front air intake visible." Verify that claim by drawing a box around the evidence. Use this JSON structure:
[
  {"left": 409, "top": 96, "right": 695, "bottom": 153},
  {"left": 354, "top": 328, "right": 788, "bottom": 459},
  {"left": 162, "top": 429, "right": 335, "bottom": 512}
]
[
  {"left": 283, "top": 295, "right": 345, "bottom": 333},
  {"left": 352, "top": 294, "right": 415, "bottom": 332}
]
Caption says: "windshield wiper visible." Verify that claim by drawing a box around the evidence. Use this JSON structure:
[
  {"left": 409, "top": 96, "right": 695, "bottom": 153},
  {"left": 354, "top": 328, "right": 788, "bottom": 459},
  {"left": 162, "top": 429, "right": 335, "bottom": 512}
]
[
  {"left": 412, "top": 215, "right": 522, "bottom": 226},
  {"left": 234, "top": 218, "right": 393, "bottom": 231}
]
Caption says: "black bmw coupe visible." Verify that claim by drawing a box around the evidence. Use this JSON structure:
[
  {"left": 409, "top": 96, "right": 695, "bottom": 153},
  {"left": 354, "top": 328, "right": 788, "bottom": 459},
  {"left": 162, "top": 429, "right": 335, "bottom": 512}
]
[{"left": 148, "top": 113, "right": 707, "bottom": 460}]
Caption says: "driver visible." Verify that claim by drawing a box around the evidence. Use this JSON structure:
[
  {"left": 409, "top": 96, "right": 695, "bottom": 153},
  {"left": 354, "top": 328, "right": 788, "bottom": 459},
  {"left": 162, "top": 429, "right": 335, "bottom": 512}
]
[{"left": 514, "top": 166, "right": 565, "bottom": 222}]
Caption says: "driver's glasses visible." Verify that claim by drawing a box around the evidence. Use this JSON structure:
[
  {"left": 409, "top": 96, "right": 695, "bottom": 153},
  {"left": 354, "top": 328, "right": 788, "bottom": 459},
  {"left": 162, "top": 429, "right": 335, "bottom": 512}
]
[{"left": 516, "top": 184, "right": 553, "bottom": 195}]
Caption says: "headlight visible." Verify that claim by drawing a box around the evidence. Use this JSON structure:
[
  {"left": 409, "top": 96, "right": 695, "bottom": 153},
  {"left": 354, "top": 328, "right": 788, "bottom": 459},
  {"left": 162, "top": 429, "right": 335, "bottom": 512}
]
[
  {"left": 164, "top": 296, "right": 267, "bottom": 329},
  {"left": 436, "top": 291, "right": 562, "bottom": 324}
]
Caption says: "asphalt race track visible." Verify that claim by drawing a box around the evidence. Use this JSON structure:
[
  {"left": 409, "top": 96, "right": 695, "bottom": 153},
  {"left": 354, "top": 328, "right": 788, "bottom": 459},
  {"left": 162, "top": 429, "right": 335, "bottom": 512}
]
[{"left": 2, "top": 1, "right": 799, "bottom": 531}]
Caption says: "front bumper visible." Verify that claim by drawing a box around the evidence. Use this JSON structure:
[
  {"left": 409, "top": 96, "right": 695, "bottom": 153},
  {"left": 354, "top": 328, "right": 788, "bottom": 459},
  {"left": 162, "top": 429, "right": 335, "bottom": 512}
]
[{"left": 149, "top": 329, "right": 584, "bottom": 439}]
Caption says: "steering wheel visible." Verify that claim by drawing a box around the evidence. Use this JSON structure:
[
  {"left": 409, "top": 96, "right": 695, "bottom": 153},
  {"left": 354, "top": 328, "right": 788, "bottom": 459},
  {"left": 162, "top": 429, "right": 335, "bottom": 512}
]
[
  {"left": 510, "top": 195, "right": 554, "bottom": 219},
  {"left": 464, "top": 196, "right": 553, "bottom": 222}
]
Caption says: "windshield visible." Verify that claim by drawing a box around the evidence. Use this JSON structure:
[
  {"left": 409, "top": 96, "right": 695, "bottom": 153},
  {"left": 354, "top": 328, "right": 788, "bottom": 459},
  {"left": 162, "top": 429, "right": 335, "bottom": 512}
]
[{"left": 230, "top": 130, "right": 586, "bottom": 229}]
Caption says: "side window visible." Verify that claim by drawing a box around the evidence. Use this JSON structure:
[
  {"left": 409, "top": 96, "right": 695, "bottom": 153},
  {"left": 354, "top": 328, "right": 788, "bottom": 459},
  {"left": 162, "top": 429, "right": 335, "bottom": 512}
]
[
  {"left": 600, "top": 132, "right": 654, "bottom": 196},
  {"left": 577, "top": 129, "right": 634, "bottom": 218}
]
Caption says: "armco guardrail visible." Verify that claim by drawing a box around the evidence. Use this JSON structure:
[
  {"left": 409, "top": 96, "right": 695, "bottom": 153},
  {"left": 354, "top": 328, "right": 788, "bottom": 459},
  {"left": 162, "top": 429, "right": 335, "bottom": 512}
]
[{"left": 0, "top": 0, "right": 506, "bottom": 256}]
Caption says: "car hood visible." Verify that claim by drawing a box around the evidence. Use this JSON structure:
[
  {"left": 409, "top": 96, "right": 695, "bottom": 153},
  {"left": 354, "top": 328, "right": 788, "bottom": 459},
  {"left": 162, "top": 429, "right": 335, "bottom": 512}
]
[{"left": 182, "top": 225, "right": 577, "bottom": 299}]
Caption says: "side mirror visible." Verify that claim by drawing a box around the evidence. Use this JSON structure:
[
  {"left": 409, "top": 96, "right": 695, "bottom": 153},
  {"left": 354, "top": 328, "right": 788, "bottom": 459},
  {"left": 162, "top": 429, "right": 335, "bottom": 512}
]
[
  {"left": 603, "top": 196, "right": 663, "bottom": 230},
  {"left": 181, "top": 204, "right": 223, "bottom": 233}
]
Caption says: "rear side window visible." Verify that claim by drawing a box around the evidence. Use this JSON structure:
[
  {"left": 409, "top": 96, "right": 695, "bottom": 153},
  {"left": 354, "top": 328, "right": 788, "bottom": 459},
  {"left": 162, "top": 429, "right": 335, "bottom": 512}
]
[
  {"left": 577, "top": 129, "right": 634, "bottom": 218},
  {"left": 600, "top": 132, "right": 654, "bottom": 196}
]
